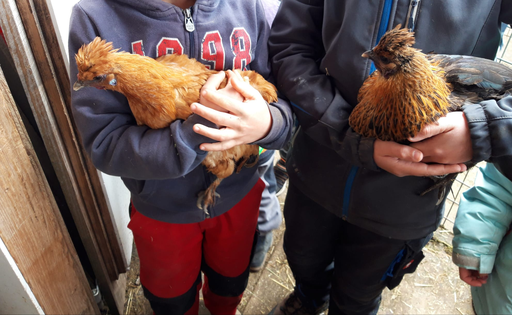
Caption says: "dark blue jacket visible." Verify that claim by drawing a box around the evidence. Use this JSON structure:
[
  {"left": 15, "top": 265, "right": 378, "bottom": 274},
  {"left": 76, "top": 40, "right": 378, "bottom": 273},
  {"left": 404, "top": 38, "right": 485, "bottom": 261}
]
[{"left": 269, "top": 0, "right": 512, "bottom": 240}]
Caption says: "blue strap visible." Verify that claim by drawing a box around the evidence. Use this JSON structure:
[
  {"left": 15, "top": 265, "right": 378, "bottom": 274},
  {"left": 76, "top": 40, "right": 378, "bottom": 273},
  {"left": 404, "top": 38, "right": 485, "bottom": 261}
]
[
  {"left": 370, "top": 0, "right": 394, "bottom": 74},
  {"left": 291, "top": 101, "right": 312, "bottom": 115},
  {"left": 344, "top": 0, "right": 394, "bottom": 218},
  {"left": 342, "top": 166, "right": 359, "bottom": 217},
  {"left": 381, "top": 248, "right": 405, "bottom": 282}
]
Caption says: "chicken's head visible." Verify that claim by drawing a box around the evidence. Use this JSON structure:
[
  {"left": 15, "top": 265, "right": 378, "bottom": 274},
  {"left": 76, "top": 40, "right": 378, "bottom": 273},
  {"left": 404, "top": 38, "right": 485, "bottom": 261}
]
[
  {"left": 362, "top": 25, "right": 418, "bottom": 78},
  {"left": 73, "top": 37, "right": 120, "bottom": 91}
]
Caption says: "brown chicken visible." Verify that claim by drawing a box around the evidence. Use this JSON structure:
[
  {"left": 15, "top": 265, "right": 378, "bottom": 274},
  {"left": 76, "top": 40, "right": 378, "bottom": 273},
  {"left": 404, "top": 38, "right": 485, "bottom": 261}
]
[
  {"left": 73, "top": 37, "right": 278, "bottom": 210},
  {"left": 349, "top": 25, "right": 512, "bottom": 202}
]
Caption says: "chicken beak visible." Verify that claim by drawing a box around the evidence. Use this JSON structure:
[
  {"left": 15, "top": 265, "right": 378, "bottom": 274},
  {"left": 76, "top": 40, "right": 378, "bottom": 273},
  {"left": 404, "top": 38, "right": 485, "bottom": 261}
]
[
  {"left": 362, "top": 50, "right": 373, "bottom": 59},
  {"left": 73, "top": 81, "right": 85, "bottom": 91}
]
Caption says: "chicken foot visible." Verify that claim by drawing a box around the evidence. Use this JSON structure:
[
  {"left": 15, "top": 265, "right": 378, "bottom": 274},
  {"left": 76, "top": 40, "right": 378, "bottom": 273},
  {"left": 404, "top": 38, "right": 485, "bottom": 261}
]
[{"left": 197, "top": 178, "right": 222, "bottom": 211}]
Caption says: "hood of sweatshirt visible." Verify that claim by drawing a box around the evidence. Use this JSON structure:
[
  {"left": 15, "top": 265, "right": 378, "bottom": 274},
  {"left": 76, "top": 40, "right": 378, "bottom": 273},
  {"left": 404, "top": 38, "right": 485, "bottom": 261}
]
[{"left": 111, "top": 0, "right": 221, "bottom": 18}]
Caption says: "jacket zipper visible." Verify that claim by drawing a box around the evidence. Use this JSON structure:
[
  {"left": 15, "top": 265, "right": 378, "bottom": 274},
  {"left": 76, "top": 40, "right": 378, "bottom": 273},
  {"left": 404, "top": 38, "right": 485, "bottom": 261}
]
[
  {"left": 343, "top": 0, "right": 395, "bottom": 219},
  {"left": 183, "top": 7, "right": 209, "bottom": 218},
  {"left": 183, "top": 8, "right": 195, "bottom": 55},
  {"left": 405, "top": 0, "right": 421, "bottom": 31}
]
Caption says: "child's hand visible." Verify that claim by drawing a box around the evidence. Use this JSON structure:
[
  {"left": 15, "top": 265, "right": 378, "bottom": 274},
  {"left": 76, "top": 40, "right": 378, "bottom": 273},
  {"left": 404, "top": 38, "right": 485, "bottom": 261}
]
[
  {"left": 409, "top": 112, "right": 473, "bottom": 164},
  {"left": 199, "top": 71, "right": 244, "bottom": 112},
  {"left": 373, "top": 139, "right": 467, "bottom": 177},
  {"left": 459, "top": 267, "right": 489, "bottom": 287},
  {"left": 191, "top": 70, "right": 272, "bottom": 151}
]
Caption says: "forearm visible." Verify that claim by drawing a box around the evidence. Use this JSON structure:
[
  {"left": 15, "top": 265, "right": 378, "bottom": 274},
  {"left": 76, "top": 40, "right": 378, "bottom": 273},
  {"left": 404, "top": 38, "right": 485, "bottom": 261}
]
[
  {"left": 69, "top": 15, "right": 214, "bottom": 179},
  {"left": 453, "top": 163, "right": 512, "bottom": 273},
  {"left": 73, "top": 93, "right": 214, "bottom": 179},
  {"left": 269, "top": 0, "right": 375, "bottom": 167}
]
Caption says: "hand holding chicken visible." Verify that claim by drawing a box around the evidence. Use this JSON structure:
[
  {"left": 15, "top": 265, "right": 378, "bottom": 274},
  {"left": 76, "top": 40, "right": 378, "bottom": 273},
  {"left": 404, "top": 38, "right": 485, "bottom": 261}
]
[
  {"left": 73, "top": 37, "right": 278, "bottom": 210},
  {"left": 349, "top": 25, "right": 512, "bottom": 203},
  {"left": 192, "top": 70, "right": 272, "bottom": 151}
]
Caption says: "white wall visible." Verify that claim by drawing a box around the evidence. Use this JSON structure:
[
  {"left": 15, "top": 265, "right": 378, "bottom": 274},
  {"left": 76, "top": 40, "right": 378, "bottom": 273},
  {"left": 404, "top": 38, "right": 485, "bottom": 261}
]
[
  {"left": 0, "top": 237, "right": 42, "bottom": 315},
  {"left": 99, "top": 174, "right": 132, "bottom": 264},
  {"left": 46, "top": 0, "right": 74, "bottom": 70},
  {"left": 48, "top": 0, "right": 133, "bottom": 264}
]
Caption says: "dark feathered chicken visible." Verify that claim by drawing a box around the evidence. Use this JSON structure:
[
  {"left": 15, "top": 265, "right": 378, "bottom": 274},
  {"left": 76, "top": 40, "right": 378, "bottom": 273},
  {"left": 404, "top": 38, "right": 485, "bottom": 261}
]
[{"left": 349, "top": 25, "right": 512, "bottom": 202}]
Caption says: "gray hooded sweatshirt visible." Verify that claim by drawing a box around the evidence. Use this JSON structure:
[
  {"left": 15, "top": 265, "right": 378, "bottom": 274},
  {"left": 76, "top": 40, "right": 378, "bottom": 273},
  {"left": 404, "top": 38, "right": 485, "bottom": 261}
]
[{"left": 69, "top": 0, "right": 293, "bottom": 223}]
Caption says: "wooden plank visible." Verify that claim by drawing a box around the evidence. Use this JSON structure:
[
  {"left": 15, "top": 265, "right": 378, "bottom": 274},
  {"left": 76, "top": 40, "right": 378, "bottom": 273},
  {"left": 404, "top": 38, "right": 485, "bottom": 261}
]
[
  {"left": 13, "top": 0, "right": 124, "bottom": 280},
  {"left": 36, "top": 0, "right": 128, "bottom": 275},
  {"left": 0, "top": 67, "right": 99, "bottom": 315},
  {"left": 0, "top": 1, "right": 126, "bottom": 313},
  {"left": 29, "top": 0, "right": 128, "bottom": 276}
]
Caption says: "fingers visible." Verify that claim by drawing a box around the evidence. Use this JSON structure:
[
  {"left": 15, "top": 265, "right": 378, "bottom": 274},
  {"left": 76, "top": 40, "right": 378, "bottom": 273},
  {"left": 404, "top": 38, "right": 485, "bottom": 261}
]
[
  {"left": 192, "top": 73, "right": 272, "bottom": 148},
  {"left": 459, "top": 268, "right": 480, "bottom": 286},
  {"left": 376, "top": 156, "right": 465, "bottom": 177},
  {"left": 199, "top": 140, "right": 238, "bottom": 151},
  {"left": 478, "top": 274, "right": 489, "bottom": 284},
  {"left": 201, "top": 71, "right": 226, "bottom": 92},
  {"left": 459, "top": 268, "right": 488, "bottom": 287},
  {"left": 192, "top": 113, "right": 241, "bottom": 151},
  {"left": 375, "top": 140, "right": 423, "bottom": 162},
  {"left": 200, "top": 70, "right": 264, "bottom": 114},
  {"left": 201, "top": 88, "right": 243, "bottom": 114},
  {"left": 413, "top": 163, "right": 466, "bottom": 177},
  {"left": 393, "top": 142, "right": 423, "bottom": 162},
  {"left": 195, "top": 89, "right": 240, "bottom": 119},
  {"left": 410, "top": 112, "right": 472, "bottom": 164},
  {"left": 198, "top": 72, "right": 232, "bottom": 112},
  {"left": 193, "top": 123, "right": 238, "bottom": 142},
  {"left": 231, "top": 69, "right": 251, "bottom": 83},
  {"left": 409, "top": 118, "right": 451, "bottom": 142},
  {"left": 409, "top": 113, "right": 462, "bottom": 142},
  {"left": 226, "top": 70, "right": 261, "bottom": 101},
  {"left": 191, "top": 103, "right": 240, "bottom": 128},
  {"left": 374, "top": 140, "right": 466, "bottom": 177}
]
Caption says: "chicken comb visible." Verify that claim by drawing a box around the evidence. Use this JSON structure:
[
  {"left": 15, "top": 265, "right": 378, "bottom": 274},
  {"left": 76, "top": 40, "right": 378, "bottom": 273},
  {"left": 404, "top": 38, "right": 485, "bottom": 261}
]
[{"left": 75, "top": 37, "right": 120, "bottom": 73}]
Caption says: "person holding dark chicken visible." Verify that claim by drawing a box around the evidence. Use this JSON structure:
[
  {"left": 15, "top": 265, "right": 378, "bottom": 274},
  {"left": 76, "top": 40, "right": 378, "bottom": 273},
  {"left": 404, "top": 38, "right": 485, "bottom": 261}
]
[
  {"left": 267, "top": 1, "right": 512, "bottom": 314},
  {"left": 68, "top": 0, "right": 292, "bottom": 314}
]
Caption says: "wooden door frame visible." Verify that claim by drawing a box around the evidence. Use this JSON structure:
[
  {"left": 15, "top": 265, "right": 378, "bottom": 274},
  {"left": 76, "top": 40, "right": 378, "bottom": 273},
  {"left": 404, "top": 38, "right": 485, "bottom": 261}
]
[
  {"left": 0, "top": 66, "right": 99, "bottom": 315},
  {"left": 0, "top": 0, "right": 128, "bottom": 313}
]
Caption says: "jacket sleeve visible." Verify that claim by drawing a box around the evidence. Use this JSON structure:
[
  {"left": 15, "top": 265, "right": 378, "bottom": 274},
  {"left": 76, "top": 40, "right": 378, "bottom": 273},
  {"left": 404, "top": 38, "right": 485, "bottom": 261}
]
[
  {"left": 268, "top": 0, "right": 378, "bottom": 170},
  {"left": 250, "top": 0, "right": 294, "bottom": 151},
  {"left": 69, "top": 5, "right": 217, "bottom": 180},
  {"left": 463, "top": 97, "right": 512, "bottom": 164},
  {"left": 452, "top": 163, "right": 512, "bottom": 274},
  {"left": 465, "top": 10, "right": 512, "bottom": 164}
]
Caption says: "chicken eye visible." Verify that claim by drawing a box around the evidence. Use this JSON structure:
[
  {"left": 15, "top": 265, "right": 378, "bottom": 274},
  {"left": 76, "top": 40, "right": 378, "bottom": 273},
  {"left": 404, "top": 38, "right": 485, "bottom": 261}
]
[
  {"left": 93, "top": 75, "right": 106, "bottom": 81},
  {"left": 380, "top": 56, "right": 390, "bottom": 64}
]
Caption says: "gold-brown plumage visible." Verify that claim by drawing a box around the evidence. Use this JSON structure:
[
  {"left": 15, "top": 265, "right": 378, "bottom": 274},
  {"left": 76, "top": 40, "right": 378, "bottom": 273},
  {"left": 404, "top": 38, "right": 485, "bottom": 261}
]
[
  {"left": 350, "top": 25, "right": 512, "bottom": 143},
  {"left": 349, "top": 26, "right": 453, "bottom": 142},
  {"left": 74, "top": 37, "right": 278, "bottom": 209},
  {"left": 349, "top": 25, "right": 512, "bottom": 202}
]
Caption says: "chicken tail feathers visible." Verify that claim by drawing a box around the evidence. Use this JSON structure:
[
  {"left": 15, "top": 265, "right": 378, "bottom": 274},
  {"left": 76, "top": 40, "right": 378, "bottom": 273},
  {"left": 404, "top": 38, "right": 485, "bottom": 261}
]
[{"left": 420, "top": 173, "right": 458, "bottom": 205}]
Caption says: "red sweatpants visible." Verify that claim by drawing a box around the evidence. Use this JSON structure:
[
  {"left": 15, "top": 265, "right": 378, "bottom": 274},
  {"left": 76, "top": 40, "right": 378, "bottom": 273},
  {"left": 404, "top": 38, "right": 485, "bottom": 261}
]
[{"left": 128, "top": 179, "right": 264, "bottom": 315}]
